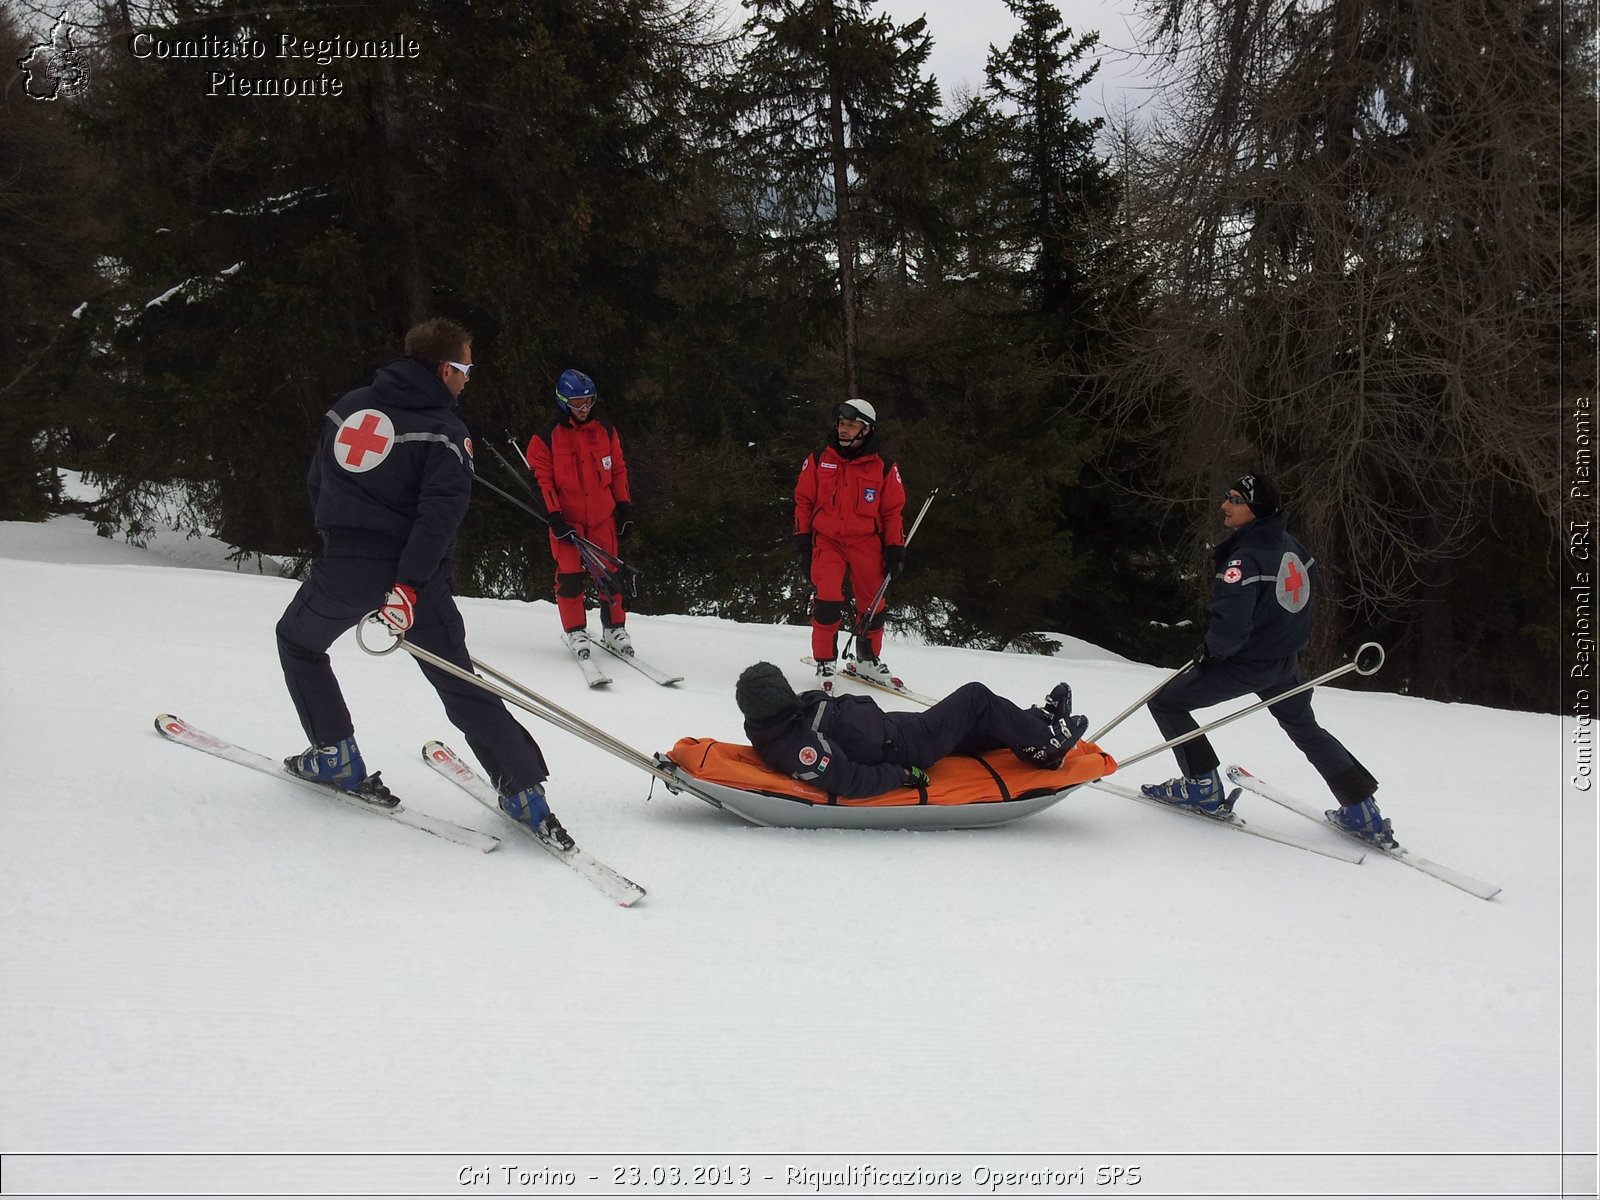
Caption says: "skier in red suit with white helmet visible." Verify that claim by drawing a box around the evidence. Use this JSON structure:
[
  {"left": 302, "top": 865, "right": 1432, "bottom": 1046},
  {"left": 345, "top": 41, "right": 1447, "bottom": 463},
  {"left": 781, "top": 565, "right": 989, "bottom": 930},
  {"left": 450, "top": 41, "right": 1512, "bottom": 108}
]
[{"left": 794, "top": 399, "right": 907, "bottom": 686}]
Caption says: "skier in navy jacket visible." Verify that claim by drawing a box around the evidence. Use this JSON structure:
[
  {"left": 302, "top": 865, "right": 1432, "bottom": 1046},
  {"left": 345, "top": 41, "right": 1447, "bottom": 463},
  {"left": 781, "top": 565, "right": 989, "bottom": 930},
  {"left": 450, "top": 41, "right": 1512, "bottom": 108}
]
[
  {"left": 1139, "top": 474, "right": 1392, "bottom": 845},
  {"left": 734, "top": 662, "right": 1087, "bottom": 800},
  {"left": 274, "top": 318, "right": 573, "bottom": 849}
]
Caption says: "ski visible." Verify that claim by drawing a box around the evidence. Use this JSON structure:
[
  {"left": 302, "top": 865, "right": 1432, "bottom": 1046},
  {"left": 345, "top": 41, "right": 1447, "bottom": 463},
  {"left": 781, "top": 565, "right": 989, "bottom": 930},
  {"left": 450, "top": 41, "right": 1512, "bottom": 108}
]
[
  {"left": 840, "top": 659, "right": 939, "bottom": 705},
  {"left": 1091, "top": 779, "right": 1366, "bottom": 864},
  {"left": 595, "top": 639, "right": 683, "bottom": 685},
  {"left": 154, "top": 714, "right": 500, "bottom": 852},
  {"left": 563, "top": 636, "right": 612, "bottom": 687},
  {"left": 422, "top": 740, "right": 646, "bottom": 907},
  {"left": 801, "top": 657, "right": 937, "bottom": 706},
  {"left": 1224, "top": 765, "right": 1501, "bottom": 900}
]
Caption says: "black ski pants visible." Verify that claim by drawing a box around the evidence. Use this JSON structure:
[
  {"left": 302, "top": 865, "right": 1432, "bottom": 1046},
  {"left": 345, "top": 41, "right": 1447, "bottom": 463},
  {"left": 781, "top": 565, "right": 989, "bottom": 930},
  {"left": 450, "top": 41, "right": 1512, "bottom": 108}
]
[
  {"left": 1147, "top": 657, "right": 1376, "bottom": 805},
  {"left": 275, "top": 553, "right": 549, "bottom": 794},
  {"left": 880, "top": 681, "right": 1051, "bottom": 767}
]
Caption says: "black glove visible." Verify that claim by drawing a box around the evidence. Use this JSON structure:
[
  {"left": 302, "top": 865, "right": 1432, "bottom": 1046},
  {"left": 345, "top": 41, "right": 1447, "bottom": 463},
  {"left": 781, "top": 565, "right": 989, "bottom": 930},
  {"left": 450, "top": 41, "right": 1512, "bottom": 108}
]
[
  {"left": 883, "top": 543, "right": 906, "bottom": 576},
  {"left": 904, "top": 765, "right": 930, "bottom": 789},
  {"left": 1192, "top": 641, "right": 1212, "bottom": 666},
  {"left": 547, "top": 511, "right": 577, "bottom": 541},
  {"left": 795, "top": 533, "right": 813, "bottom": 576},
  {"left": 613, "top": 502, "right": 633, "bottom": 541}
]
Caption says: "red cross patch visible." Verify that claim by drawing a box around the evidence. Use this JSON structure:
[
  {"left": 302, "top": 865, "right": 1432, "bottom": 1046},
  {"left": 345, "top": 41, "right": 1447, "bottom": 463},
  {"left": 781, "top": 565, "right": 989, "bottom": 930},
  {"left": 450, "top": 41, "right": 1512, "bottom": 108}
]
[
  {"left": 334, "top": 409, "right": 395, "bottom": 474},
  {"left": 798, "top": 746, "right": 819, "bottom": 767},
  {"left": 1276, "top": 552, "right": 1311, "bottom": 612},
  {"left": 1222, "top": 566, "right": 1243, "bottom": 584}
]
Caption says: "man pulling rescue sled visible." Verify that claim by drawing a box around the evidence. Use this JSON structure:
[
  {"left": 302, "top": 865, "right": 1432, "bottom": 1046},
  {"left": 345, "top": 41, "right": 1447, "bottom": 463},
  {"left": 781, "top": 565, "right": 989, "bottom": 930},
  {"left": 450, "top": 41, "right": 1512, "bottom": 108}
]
[
  {"left": 1138, "top": 474, "right": 1395, "bottom": 846},
  {"left": 273, "top": 318, "right": 575, "bottom": 851}
]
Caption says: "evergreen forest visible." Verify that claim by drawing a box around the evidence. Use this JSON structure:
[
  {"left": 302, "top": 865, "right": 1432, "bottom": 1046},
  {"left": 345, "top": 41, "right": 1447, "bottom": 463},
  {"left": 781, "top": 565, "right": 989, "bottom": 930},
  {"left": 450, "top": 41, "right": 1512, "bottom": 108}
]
[{"left": 3, "top": 0, "right": 1593, "bottom": 711}]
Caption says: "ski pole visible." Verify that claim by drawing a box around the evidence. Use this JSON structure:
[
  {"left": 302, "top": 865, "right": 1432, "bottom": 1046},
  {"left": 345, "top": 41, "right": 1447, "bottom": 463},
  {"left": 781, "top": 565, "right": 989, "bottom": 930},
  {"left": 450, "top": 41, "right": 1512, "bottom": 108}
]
[
  {"left": 491, "top": 440, "right": 634, "bottom": 579},
  {"left": 1109, "top": 643, "right": 1385, "bottom": 771},
  {"left": 843, "top": 487, "right": 939, "bottom": 660},
  {"left": 473, "top": 456, "right": 642, "bottom": 588},
  {"left": 354, "top": 617, "right": 720, "bottom": 805},
  {"left": 576, "top": 537, "right": 633, "bottom": 598},
  {"left": 488, "top": 439, "right": 543, "bottom": 500},
  {"left": 1084, "top": 659, "right": 1197, "bottom": 746}
]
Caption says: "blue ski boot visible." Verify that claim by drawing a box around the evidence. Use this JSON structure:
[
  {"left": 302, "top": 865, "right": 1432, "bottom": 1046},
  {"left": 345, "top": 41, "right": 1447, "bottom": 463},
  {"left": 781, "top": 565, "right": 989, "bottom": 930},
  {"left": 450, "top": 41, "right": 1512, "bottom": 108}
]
[
  {"left": 1042, "top": 683, "right": 1074, "bottom": 722},
  {"left": 1326, "top": 797, "right": 1396, "bottom": 847},
  {"left": 499, "top": 784, "right": 576, "bottom": 851},
  {"left": 1020, "top": 713, "right": 1089, "bottom": 768},
  {"left": 285, "top": 736, "right": 396, "bottom": 808},
  {"left": 1141, "top": 769, "right": 1236, "bottom": 816}
]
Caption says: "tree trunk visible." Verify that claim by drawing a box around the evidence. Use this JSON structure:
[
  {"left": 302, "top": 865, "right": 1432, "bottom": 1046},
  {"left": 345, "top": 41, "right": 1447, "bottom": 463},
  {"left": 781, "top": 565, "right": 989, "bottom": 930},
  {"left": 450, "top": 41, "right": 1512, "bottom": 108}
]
[{"left": 823, "top": 0, "right": 859, "bottom": 395}]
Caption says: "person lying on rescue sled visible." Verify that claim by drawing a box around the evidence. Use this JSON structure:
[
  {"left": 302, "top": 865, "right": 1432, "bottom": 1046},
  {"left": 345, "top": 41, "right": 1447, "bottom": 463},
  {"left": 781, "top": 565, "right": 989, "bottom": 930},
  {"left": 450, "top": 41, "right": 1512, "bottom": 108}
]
[{"left": 735, "top": 662, "right": 1090, "bottom": 799}]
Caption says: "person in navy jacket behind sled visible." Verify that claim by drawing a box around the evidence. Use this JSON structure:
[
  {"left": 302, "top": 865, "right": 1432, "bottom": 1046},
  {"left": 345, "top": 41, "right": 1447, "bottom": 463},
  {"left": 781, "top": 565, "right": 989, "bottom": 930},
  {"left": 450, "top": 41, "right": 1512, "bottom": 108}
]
[
  {"left": 735, "top": 662, "right": 1089, "bottom": 800},
  {"left": 525, "top": 368, "right": 635, "bottom": 663},
  {"left": 274, "top": 318, "right": 574, "bottom": 849},
  {"left": 1140, "top": 474, "right": 1394, "bottom": 846}
]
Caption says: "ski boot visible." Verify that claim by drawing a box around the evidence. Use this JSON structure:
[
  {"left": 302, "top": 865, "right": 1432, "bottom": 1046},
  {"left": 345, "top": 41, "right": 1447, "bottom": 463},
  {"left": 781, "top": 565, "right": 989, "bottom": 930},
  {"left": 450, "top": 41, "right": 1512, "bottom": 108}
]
[
  {"left": 285, "top": 736, "right": 397, "bottom": 808},
  {"left": 563, "top": 628, "right": 593, "bottom": 659},
  {"left": 601, "top": 626, "right": 634, "bottom": 657},
  {"left": 1042, "top": 683, "right": 1074, "bottom": 722},
  {"left": 1140, "top": 769, "right": 1236, "bottom": 816},
  {"left": 850, "top": 656, "right": 896, "bottom": 687},
  {"left": 1020, "top": 713, "right": 1089, "bottom": 769},
  {"left": 814, "top": 658, "right": 837, "bottom": 679},
  {"left": 1326, "top": 797, "right": 1397, "bottom": 847}
]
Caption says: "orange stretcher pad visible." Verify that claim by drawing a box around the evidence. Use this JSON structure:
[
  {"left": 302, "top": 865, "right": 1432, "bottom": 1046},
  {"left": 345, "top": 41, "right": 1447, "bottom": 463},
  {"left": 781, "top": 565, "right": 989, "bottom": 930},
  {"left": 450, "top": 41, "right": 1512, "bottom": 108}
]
[{"left": 663, "top": 736, "right": 1116, "bottom": 830}]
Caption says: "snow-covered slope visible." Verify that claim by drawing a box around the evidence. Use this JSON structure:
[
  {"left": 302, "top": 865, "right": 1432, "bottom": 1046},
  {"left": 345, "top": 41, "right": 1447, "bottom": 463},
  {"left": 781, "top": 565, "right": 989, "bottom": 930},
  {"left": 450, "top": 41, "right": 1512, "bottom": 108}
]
[{"left": 0, "top": 516, "right": 1582, "bottom": 1196}]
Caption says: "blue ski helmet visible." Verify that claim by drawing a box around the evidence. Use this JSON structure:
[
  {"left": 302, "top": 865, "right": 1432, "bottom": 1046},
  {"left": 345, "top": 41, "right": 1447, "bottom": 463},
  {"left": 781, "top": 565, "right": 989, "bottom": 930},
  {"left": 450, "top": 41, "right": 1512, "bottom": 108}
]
[{"left": 555, "top": 369, "right": 597, "bottom": 415}]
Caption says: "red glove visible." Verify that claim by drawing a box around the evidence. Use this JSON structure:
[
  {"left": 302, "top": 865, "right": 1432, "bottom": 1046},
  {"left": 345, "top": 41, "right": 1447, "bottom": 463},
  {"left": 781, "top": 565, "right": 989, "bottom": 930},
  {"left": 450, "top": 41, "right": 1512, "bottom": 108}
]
[{"left": 379, "top": 584, "right": 417, "bottom": 633}]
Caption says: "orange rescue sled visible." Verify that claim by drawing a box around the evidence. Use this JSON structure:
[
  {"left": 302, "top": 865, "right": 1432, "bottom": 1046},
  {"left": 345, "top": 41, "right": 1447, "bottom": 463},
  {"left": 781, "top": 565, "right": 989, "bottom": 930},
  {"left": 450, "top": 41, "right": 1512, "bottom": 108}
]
[{"left": 660, "top": 736, "right": 1116, "bottom": 830}]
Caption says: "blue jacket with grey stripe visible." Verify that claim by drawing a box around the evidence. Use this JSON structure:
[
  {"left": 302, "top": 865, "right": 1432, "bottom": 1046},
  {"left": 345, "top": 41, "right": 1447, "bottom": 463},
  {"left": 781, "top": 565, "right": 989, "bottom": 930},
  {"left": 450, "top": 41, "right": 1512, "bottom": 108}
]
[
  {"left": 1205, "top": 509, "right": 1316, "bottom": 663},
  {"left": 307, "top": 356, "right": 474, "bottom": 587},
  {"left": 744, "top": 690, "right": 911, "bottom": 800}
]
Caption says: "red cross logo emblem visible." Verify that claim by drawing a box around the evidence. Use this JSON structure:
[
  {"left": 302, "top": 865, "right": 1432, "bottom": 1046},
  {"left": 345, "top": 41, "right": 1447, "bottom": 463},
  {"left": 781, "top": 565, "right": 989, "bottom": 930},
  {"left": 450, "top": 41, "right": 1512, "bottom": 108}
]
[
  {"left": 1276, "top": 552, "right": 1310, "bottom": 612},
  {"left": 334, "top": 409, "right": 395, "bottom": 474},
  {"left": 1284, "top": 559, "right": 1305, "bottom": 602}
]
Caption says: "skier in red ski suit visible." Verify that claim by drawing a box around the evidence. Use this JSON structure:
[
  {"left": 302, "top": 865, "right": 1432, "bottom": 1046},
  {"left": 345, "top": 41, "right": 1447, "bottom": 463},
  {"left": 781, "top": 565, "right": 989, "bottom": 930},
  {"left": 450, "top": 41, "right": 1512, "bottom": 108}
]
[
  {"left": 525, "top": 368, "right": 635, "bottom": 660},
  {"left": 794, "top": 399, "right": 907, "bottom": 685}
]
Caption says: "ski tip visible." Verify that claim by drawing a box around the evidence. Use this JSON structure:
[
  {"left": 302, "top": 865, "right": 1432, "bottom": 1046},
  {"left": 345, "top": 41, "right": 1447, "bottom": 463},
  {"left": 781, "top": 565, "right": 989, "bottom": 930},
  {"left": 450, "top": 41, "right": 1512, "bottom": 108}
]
[
  {"left": 154, "top": 713, "right": 184, "bottom": 735},
  {"left": 422, "top": 741, "right": 466, "bottom": 770}
]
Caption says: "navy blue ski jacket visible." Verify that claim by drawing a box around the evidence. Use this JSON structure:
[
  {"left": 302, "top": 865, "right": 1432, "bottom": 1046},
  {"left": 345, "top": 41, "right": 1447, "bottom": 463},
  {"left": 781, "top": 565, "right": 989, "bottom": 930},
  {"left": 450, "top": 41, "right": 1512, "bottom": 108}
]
[
  {"left": 1205, "top": 509, "right": 1316, "bottom": 662},
  {"left": 307, "top": 356, "right": 474, "bottom": 587},
  {"left": 744, "top": 690, "right": 912, "bottom": 800}
]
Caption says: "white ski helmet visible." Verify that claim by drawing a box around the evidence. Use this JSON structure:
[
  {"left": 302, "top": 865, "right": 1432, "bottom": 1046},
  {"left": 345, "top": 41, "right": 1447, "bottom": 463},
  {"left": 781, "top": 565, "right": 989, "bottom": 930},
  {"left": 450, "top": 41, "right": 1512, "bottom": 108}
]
[{"left": 836, "top": 398, "right": 877, "bottom": 426}]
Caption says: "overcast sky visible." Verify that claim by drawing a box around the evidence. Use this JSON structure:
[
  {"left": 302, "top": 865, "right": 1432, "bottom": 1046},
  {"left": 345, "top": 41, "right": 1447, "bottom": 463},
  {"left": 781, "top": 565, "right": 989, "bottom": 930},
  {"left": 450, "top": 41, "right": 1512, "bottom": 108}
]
[{"left": 713, "top": 0, "right": 1162, "bottom": 121}]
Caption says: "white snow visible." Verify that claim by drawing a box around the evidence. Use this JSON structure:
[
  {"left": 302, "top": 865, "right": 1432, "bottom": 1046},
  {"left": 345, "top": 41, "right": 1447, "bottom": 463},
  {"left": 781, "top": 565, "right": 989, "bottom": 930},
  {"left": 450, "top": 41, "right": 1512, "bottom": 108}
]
[{"left": 0, "top": 514, "right": 1587, "bottom": 1197}]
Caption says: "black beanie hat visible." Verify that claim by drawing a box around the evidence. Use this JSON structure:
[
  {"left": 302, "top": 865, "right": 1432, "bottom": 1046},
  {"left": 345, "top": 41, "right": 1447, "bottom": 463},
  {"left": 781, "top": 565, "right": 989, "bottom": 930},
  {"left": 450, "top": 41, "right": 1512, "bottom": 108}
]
[
  {"left": 736, "top": 662, "right": 799, "bottom": 722},
  {"left": 1232, "top": 473, "right": 1282, "bottom": 519}
]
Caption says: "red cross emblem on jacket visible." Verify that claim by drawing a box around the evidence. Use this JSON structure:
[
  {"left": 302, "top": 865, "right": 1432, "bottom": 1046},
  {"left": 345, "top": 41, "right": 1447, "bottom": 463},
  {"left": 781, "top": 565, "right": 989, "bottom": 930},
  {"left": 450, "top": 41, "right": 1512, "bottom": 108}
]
[{"left": 335, "top": 409, "right": 395, "bottom": 473}]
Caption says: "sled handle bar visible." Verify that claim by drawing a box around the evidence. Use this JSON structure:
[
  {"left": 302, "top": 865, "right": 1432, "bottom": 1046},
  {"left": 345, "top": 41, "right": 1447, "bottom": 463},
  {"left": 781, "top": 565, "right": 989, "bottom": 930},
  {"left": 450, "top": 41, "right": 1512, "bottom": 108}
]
[
  {"left": 1110, "top": 642, "right": 1384, "bottom": 771},
  {"left": 354, "top": 616, "right": 720, "bottom": 805}
]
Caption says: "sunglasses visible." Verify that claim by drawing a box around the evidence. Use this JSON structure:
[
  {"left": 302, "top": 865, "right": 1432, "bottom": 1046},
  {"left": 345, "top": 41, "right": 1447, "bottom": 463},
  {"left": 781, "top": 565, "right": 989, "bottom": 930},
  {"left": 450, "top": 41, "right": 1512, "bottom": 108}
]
[
  {"left": 446, "top": 360, "right": 473, "bottom": 377},
  {"left": 1221, "top": 492, "right": 1248, "bottom": 505}
]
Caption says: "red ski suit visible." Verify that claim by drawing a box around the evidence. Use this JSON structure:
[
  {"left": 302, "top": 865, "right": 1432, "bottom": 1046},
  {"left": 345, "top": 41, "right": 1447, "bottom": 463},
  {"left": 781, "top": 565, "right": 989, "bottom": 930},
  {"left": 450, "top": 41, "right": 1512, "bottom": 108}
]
[
  {"left": 795, "top": 440, "right": 906, "bottom": 662},
  {"left": 525, "top": 412, "right": 631, "bottom": 632}
]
